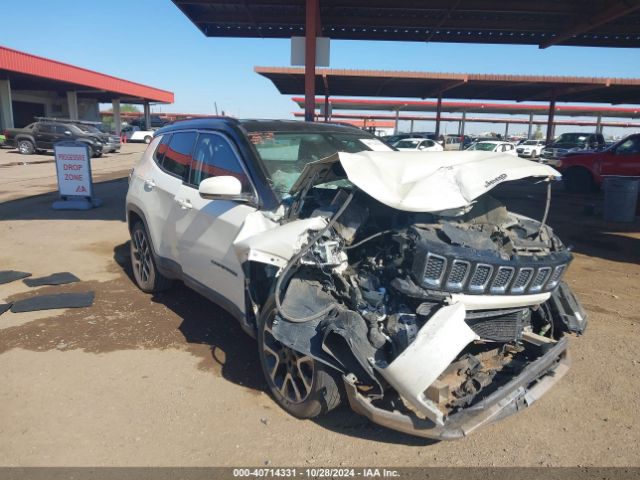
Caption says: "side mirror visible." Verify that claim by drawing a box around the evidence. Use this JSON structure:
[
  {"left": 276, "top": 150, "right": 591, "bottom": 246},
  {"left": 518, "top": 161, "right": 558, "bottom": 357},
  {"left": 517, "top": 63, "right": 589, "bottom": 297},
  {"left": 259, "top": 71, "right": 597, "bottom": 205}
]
[
  {"left": 418, "top": 145, "right": 426, "bottom": 150},
  {"left": 199, "top": 176, "right": 248, "bottom": 201},
  {"left": 64, "top": 130, "right": 72, "bottom": 136}
]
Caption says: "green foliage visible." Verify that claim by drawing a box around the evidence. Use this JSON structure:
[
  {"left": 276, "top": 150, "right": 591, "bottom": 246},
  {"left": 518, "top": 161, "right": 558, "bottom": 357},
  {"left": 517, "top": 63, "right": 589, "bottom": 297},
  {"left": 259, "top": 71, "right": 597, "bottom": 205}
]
[
  {"left": 533, "top": 125, "right": 543, "bottom": 139},
  {"left": 120, "top": 104, "right": 140, "bottom": 113}
]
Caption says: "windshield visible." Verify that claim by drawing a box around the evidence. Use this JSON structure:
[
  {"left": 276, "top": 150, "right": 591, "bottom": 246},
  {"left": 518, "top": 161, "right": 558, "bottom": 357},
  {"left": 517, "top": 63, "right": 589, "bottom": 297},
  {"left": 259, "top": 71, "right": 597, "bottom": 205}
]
[
  {"left": 554, "top": 133, "right": 589, "bottom": 145},
  {"left": 75, "top": 124, "right": 102, "bottom": 134},
  {"left": 468, "top": 142, "right": 497, "bottom": 151},
  {"left": 249, "top": 131, "right": 392, "bottom": 197},
  {"left": 395, "top": 139, "right": 421, "bottom": 148},
  {"left": 523, "top": 140, "right": 538, "bottom": 146}
]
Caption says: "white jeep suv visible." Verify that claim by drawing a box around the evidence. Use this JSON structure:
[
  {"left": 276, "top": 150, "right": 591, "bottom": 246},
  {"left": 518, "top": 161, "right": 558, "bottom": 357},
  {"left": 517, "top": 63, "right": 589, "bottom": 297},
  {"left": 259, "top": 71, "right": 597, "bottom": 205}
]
[{"left": 126, "top": 118, "right": 586, "bottom": 439}]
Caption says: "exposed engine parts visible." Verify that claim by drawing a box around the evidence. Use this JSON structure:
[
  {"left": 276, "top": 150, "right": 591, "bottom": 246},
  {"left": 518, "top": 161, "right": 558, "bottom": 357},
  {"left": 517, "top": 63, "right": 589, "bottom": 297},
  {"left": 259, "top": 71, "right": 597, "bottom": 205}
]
[{"left": 270, "top": 185, "right": 587, "bottom": 431}]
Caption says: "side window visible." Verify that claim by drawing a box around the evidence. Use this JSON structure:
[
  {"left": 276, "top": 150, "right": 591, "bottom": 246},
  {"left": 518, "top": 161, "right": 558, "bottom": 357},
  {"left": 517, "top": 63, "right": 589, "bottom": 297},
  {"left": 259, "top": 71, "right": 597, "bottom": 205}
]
[
  {"left": 38, "top": 124, "right": 53, "bottom": 133},
  {"left": 162, "top": 132, "right": 196, "bottom": 181},
  {"left": 153, "top": 134, "right": 172, "bottom": 166},
  {"left": 616, "top": 137, "right": 640, "bottom": 155},
  {"left": 191, "top": 133, "right": 250, "bottom": 192},
  {"left": 54, "top": 125, "right": 69, "bottom": 135}
]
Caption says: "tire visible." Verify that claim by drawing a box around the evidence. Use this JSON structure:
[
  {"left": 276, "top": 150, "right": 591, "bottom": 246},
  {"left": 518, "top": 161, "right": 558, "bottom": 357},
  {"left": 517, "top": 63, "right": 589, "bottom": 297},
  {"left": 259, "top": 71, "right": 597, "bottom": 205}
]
[
  {"left": 144, "top": 135, "right": 152, "bottom": 144},
  {"left": 563, "top": 168, "right": 594, "bottom": 193},
  {"left": 258, "top": 295, "right": 343, "bottom": 419},
  {"left": 130, "top": 221, "right": 172, "bottom": 293},
  {"left": 17, "top": 140, "right": 35, "bottom": 155}
]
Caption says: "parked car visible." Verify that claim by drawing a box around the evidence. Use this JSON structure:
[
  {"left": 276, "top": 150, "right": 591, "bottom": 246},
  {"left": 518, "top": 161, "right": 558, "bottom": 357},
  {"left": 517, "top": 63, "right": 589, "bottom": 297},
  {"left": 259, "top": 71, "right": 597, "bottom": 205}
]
[
  {"left": 72, "top": 122, "right": 121, "bottom": 153},
  {"left": 557, "top": 133, "right": 640, "bottom": 193},
  {"left": 123, "top": 125, "right": 156, "bottom": 144},
  {"left": 382, "top": 132, "right": 438, "bottom": 147},
  {"left": 540, "top": 132, "right": 606, "bottom": 166},
  {"left": 466, "top": 141, "right": 517, "bottom": 156},
  {"left": 126, "top": 118, "right": 585, "bottom": 440},
  {"left": 3, "top": 120, "right": 104, "bottom": 157},
  {"left": 441, "top": 135, "right": 459, "bottom": 150},
  {"left": 130, "top": 115, "right": 168, "bottom": 129},
  {"left": 516, "top": 140, "right": 546, "bottom": 159},
  {"left": 393, "top": 137, "right": 443, "bottom": 151}
]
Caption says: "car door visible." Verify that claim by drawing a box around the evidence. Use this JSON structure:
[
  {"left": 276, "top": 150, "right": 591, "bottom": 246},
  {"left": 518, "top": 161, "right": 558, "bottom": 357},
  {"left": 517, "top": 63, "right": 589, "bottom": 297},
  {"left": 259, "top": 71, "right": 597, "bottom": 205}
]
[
  {"left": 144, "top": 131, "right": 197, "bottom": 262},
  {"left": 173, "top": 131, "right": 258, "bottom": 314},
  {"left": 34, "top": 123, "right": 55, "bottom": 149},
  {"left": 53, "top": 124, "right": 72, "bottom": 145},
  {"left": 601, "top": 135, "right": 640, "bottom": 177}
]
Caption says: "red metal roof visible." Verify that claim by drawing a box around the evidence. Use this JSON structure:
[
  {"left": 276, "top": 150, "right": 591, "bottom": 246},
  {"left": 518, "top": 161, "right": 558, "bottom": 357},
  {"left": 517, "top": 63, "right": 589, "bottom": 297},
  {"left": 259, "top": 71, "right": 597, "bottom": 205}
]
[
  {"left": 257, "top": 66, "right": 640, "bottom": 104},
  {"left": 294, "top": 112, "right": 640, "bottom": 129},
  {"left": 292, "top": 97, "right": 640, "bottom": 118},
  {"left": 0, "top": 46, "right": 174, "bottom": 103}
]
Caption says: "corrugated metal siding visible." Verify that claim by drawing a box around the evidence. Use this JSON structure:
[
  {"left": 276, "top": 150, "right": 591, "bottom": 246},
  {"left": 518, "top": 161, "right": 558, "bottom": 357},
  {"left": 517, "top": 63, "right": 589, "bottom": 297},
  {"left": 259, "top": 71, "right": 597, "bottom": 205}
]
[{"left": 0, "top": 46, "right": 173, "bottom": 103}]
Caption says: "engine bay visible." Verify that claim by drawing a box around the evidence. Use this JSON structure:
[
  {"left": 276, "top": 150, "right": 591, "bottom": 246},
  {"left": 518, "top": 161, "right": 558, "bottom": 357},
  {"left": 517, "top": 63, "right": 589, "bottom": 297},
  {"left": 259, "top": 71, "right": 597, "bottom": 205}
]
[{"left": 266, "top": 182, "right": 586, "bottom": 429}]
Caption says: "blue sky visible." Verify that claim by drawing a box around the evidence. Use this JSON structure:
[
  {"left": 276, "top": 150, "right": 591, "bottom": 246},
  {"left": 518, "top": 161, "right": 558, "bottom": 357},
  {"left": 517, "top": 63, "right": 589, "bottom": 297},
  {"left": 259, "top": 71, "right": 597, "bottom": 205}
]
[{"left": 2, "top": 0, "right": 640, "bottom": 136}]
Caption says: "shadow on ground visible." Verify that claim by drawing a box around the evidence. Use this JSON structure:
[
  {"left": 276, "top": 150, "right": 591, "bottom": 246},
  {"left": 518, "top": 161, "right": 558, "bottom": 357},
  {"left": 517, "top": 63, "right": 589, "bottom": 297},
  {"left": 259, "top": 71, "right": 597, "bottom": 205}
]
[{"left": 0, "top": 178, "right": 128, "bottom": 222}]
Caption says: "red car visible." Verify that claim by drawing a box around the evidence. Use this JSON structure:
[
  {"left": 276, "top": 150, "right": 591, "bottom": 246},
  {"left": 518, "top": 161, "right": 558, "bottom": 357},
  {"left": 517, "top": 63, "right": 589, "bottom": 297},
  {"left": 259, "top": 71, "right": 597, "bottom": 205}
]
[{"left": 557, "top": 133, "right": 640, "bottom": 192}]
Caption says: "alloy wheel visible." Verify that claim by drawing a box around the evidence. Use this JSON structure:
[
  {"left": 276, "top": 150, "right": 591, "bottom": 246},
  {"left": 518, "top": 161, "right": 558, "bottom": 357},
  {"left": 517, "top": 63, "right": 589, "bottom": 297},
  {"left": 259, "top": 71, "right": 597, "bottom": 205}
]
[
  {"left": 131, "top": 228, "right": 152, "bottom": 284},
  {"left": 262, "top": 317, "right": 314, "bottom": 404}
]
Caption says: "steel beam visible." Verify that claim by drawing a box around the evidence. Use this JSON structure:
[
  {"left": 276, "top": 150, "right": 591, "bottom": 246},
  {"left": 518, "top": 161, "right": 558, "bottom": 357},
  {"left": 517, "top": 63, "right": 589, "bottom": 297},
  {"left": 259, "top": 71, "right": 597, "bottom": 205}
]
[
  {"left": 540, "top": 1, "right": 640, "bottom": 49},
  {"left": 304, "top": 0, "right": 318, "bottom": 122},
  {"left": 435, "top": 94, "right": 443, "bottom": 138},
  {"left": 546, "top": 98, "right": 556, "bottom": 144},
  {"left": 143, "top": 102, "right": 151, "bottom": 130}
]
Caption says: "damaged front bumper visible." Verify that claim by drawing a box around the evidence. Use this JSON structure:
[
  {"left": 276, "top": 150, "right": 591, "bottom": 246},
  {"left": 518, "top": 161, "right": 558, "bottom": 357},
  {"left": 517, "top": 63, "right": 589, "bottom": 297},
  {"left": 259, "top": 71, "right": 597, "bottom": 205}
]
[{"left": 345, "top": 336, "right": 570, "bottom": 440}]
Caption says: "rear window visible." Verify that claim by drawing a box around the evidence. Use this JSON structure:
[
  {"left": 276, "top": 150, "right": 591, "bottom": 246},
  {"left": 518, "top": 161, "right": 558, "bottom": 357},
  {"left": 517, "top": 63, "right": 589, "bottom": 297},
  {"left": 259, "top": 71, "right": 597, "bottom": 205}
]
[
  {"left": 161, "top": 131, "right": 197, "bottom": 182},
  {"left": 153, "top": 134, "right": 172, "bottom": 165}
]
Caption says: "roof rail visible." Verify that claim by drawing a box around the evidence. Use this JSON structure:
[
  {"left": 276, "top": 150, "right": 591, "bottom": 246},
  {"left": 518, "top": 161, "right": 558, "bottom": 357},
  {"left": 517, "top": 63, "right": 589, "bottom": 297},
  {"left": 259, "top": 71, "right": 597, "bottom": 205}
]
[{"left": 34, "top": 116, "right": 102, "bottom": 125}]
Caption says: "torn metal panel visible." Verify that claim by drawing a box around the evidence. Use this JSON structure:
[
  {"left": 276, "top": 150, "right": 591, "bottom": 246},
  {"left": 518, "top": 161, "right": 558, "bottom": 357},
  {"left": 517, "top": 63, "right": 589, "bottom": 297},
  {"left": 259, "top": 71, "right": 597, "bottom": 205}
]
[
  {"left": 374, "top": 303, "right": 478, "bottom": 425},
  {"left": 233, "top": 216, "right": 327, "bottom": 267}
]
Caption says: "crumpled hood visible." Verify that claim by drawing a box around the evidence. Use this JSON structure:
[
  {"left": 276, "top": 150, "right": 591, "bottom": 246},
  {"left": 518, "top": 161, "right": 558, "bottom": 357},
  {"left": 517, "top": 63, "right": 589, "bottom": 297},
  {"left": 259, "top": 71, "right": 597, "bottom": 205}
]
[{"left": 291, "top": 150, "right": 560, "bottom": 213}]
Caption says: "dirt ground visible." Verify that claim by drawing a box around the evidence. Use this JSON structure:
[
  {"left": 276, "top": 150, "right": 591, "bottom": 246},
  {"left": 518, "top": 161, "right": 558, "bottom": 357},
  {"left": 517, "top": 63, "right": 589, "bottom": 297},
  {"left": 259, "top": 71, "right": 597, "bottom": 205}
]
[{"left": 0, "top": 143, "right": 639, "bottom": 467}]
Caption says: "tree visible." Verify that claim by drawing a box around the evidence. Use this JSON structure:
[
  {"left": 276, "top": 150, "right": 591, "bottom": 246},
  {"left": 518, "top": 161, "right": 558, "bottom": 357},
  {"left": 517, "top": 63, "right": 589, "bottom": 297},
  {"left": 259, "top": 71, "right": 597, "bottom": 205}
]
[
  {"left": 533, "top": 125, "right": 543, "bottom": 139},
  {"left": 121, "top": 104, "right": 140, "bottom": 113}
]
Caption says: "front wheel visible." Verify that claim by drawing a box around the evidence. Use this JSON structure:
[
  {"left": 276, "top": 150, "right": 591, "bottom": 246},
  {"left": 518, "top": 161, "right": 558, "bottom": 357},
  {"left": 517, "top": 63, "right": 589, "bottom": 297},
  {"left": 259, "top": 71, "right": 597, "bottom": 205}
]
[
  {"left": 130, "top": 221, "right": 172, "bottom": 293},
  {"left": 258, "top": 296, "right": 343, "bottom": 418},
  {"left": 17, "top": 140, "right": 35, "bottom": 155}
]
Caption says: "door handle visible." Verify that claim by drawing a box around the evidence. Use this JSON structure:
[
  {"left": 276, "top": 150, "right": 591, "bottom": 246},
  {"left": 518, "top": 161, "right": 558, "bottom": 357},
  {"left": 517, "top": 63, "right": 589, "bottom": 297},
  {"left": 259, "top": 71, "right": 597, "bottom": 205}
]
[
  {"left": 144, "top": 179, "right": 156, "bottom": 190},
  {"left": 175, "top": 198, "right": 192, "bottom": 210}
]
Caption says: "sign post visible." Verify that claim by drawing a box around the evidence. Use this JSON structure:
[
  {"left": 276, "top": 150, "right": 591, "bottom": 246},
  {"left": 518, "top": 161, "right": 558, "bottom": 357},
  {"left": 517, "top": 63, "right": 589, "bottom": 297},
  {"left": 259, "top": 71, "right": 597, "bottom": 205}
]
[{"left": 52, "top": 141, "right": 102, "bottom": 210}]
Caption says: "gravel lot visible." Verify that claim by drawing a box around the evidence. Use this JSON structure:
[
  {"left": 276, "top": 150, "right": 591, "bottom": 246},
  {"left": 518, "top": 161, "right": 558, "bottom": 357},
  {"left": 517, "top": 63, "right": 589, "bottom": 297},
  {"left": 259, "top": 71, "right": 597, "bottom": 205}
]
[{"left": 0, "top": 143, "right": 639, "bottom": 467}]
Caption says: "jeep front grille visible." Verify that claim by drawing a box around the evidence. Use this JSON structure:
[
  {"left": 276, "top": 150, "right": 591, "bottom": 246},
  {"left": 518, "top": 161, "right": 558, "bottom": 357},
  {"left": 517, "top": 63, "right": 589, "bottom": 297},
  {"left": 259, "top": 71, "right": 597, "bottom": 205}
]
[
  {"left": 418, "top": 256, "right": 568, "bottom": 296},
  {"left": 469, "top": 264, "right": 493, "bottom": 292},
  {"left": 445, "top": 260, "right": 470, "bottom": 291},
  {"left": 423, "top": 253, "right": 447, "bottom": 288}
]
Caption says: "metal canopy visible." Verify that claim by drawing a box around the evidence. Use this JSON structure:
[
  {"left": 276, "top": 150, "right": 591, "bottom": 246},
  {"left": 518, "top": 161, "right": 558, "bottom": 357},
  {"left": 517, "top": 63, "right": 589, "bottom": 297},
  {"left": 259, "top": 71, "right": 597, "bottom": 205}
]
[
  {"left": 256, "top": 66, "right": 640, "bottom": 105},
  {"left": 292, "top": 111, "right": 640, "bottom": 129},
  {"left": 173, "top": 0, "right": 640, "bottom": 48},
  {"left": 0, "top": 46, "right": 174, "bottom": 104},
  {"left": 291, "top": 97, "right": 640, "bottom": 118}
]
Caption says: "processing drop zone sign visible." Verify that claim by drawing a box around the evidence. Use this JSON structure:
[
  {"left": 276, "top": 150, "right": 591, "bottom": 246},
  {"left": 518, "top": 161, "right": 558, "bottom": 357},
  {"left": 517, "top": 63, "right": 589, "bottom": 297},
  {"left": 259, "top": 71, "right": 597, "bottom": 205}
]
[{"left": 53, "top": 142, "right": 101, "bottom": 210}]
